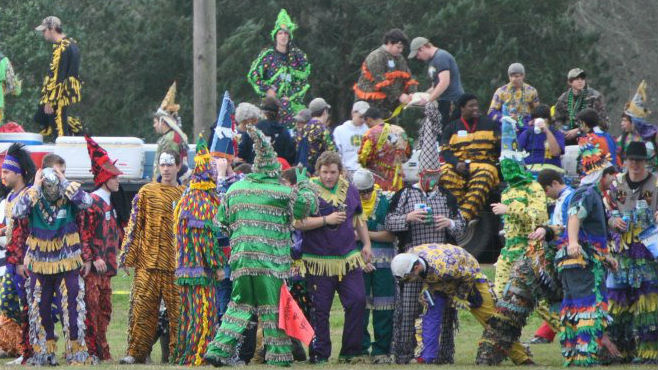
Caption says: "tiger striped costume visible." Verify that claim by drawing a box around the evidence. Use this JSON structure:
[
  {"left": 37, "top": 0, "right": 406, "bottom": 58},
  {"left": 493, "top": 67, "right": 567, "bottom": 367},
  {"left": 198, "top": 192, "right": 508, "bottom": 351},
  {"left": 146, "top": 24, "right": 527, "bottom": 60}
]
[
  {"left": 119, "top": 181, "right": 184, "bottom": 363},
  {"left": 439, "top": 116, "right": 500, "bottom": 221}
]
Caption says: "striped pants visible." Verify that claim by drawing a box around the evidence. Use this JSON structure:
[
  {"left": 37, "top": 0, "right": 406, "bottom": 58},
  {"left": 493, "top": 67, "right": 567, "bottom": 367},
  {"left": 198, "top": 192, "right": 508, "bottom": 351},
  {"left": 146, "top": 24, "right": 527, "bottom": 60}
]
[
  {"left": 126, "top": 269, "right": 180, "bottom": 362},
  {"left": 440, "top": 162, "right": 498, "bottom": 221}
]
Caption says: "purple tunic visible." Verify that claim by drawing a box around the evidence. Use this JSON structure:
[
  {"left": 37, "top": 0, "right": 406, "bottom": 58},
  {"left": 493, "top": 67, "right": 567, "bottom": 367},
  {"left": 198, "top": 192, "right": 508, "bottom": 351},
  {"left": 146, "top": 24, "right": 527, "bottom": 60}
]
[{"left": 302, "top": 182, "right": 362, "bottom": 257}]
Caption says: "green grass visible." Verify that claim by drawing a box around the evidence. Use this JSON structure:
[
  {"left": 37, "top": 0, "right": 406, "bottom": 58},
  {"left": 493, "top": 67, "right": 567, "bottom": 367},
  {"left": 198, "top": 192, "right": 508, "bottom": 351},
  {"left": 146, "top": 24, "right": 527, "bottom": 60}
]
[{"left": 15, "top": 265, "right": 643, "bottom": 369}]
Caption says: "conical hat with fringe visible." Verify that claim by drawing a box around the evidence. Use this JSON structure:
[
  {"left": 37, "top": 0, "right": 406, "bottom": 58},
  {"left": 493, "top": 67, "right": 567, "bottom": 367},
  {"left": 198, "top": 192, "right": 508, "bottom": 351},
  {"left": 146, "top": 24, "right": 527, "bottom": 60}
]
[
  {"left": 271, "top": 9, "right": 297, "bottom": 40},
  {"left": 625, "top": 80, "right": 650, "bottom": 119},
  {"left": 246, "top": 124, "right": 281, "bottom": 178}
]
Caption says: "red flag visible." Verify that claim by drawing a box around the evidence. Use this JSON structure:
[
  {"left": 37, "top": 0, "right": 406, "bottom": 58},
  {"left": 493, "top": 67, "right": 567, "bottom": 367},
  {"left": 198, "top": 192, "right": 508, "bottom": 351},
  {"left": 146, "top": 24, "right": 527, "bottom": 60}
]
[{"left": 278, "top": 283, "right": 314, "bottom": 346}]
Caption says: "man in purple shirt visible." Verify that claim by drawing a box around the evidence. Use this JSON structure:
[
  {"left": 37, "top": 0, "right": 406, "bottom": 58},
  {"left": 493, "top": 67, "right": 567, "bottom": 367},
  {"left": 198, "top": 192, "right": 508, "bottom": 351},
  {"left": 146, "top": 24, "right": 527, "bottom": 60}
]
[{"left": 517, "top": 104, "right": 565, "bottom": 173}]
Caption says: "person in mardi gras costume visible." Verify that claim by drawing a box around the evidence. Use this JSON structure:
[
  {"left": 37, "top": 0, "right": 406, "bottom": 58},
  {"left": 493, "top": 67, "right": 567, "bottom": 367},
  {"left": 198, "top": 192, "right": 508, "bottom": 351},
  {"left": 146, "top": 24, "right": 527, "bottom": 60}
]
[
  {"left": 354, "top": 28, "right": 417, "bottom": 118},
  {"left": 78, "top": 136, "right": 123, "bottom": 362},
  {"left": 617, "top": 81, "right": 658, "bottom": 170},
  {"left": 171, "top": 138, "right": 226, "bottom": 365},
  {"left": 203, "top": 124, "right": 318, "bottom": 367},
  {"left": 248, "top": 9, "right": 310, "bottom": 128},
  {"left": 33, "top": 16, "right": 82, "bottom": 138},
  {"left": 606, "top": 141, "right": 658, "bottom": 364},
  {"left": 385, "top": 102, "right": 465, "bottom": 364},
  {"left": 351, "top": 169, "right": 395, "bottom": 364},
  {"left": 11, "top": 165, "right": 93, "bottom": 365},
  {"left": 0, "top": 51, "right": 21, "bottom": 123},
  {"left": 119, "top": 150, "right": 184, "bottom": 364},
  {"left": 0, "top": 144, "right": 35, "bottom": 361},
  {"left": 153, "top": 82, "right": 190, "bottom": 181},
  {"left": 391, "top": 243, "right": 532, "bottom": 365}
]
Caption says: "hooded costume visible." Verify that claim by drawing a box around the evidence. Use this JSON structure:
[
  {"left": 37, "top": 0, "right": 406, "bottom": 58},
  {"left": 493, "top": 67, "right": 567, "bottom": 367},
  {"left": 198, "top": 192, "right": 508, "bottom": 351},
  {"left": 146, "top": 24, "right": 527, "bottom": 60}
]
[
  {"left": 171, "top": 138, "right": 226, "bottom": 365},
  {"left": 119, "top": 151, "right": 184, "bottom": 363},
  {"left": 154, "top": 82, "right": 190, "bottom": 181},
  {"left": 248, "top": 9, "right": 311, "bottom": 128},
  {"left": 78, "top": 136, "right": 122, "bottom": 361},
  {"left": 11, "top": 166, "right": 93, "bottom": 365},
  {"left": 203, "top": 125, "right": 318, "bottom": 367}
]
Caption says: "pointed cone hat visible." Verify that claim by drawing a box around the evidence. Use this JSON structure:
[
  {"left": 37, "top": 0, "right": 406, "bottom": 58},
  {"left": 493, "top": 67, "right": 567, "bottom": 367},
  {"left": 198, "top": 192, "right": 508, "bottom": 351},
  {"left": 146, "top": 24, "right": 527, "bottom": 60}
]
[{"left": 85, "top": 135, "right": 122, "bottom": 186}]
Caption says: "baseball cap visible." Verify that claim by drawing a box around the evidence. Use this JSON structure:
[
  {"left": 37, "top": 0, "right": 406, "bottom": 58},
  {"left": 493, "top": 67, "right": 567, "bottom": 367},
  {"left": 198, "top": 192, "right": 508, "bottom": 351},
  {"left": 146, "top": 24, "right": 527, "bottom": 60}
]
[
  {"left": 567, "top": 68, "right": 586, "bottom": 80},
  {"left": 408, "top": 37, "right": 429, "bottom": 59},
  {"left": 508, "top": 63, "right": 525, "bottom": 76},
  {"left": 308, "top": 97, "right": 331, "bottom": 115},
  {"left": 352, "top": 101, "right": 370, "bottom": 115},
  {"left": 293, "top": 108, "right": 311, "bottom": 123},
  {"left": 352, "top": 168, "right": 375, "bottom": 190},
  {"left": 35, "top": 16, "right": 61, "bottom": 32}
]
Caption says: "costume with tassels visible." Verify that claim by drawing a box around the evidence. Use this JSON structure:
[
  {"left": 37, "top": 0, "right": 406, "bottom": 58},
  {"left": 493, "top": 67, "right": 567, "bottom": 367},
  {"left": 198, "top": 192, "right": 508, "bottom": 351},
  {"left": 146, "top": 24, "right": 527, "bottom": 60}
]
[
  {"left": 617, "top": 81, "right": 658, "bottom": 170},
  {"left": 606, "top": 142, "right": 658, "bottom": 363},
  {"left": 358, "top": 121, "right": 410, "bottom": 192},
  {"left": 390, "top": 244, "right": 531, "bottom": 365},
  {"left": 11, "top": 167, "right": 93, "bottom": 365},
  {"left": 556, "top": 141, "right": 613, "bottom": 366},
  {"left": 0, "top": 144, "right": 34, "bottom": 360},
  {"left": 354, "top": 43, "right": 418, "bottom": 117},
  {"left": 385, "top": 103, "right": 465, "bottom": 364},
  {"left": 204, "top": 125, "right": 318, "bottom": 367},
  {"left": 119, "top": 154, "right": 184, "bottom": 363},
  {"left": 154, "top": 82, "right": 190, "bottom": 181},
  {"left": 172, "top": 138, "right": 225, "bottom": 365},
  {"left": 35, "top": 37, "right": 82, "bottom": 138},
  {"left": 78, "top": 135, "right": 123, "bottom": 361},
  {"left": 248, "top": 9, "right": 310, "bottom": 128}
]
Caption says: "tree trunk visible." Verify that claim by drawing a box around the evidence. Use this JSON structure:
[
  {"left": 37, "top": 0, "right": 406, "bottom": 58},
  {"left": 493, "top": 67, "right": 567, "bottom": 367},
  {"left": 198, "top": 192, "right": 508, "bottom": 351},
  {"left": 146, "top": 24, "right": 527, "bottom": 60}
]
[{"left": 193, "top": 0, "right": 217, "bottom": 141}]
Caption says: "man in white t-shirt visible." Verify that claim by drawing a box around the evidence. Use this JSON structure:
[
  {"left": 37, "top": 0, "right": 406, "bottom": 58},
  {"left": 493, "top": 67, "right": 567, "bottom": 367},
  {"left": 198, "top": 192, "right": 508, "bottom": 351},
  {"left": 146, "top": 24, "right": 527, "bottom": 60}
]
[{"left": 333, "top": 101, "right": 370, "bottom": 174}]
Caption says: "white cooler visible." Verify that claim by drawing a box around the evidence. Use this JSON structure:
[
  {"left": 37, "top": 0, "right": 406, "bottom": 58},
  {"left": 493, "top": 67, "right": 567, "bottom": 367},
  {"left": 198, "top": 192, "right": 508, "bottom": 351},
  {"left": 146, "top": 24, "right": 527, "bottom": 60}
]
[
  {"left": 55, "top": 136, "right": 145, "bottom": 179},
  {"left": 0, "top": 132, "right": 43, "bottom": 145}
]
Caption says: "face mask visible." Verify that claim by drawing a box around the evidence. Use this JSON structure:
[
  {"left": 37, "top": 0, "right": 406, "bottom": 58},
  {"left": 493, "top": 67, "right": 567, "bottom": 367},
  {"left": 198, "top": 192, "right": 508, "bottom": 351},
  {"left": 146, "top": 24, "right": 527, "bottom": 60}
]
[
  {"left": 42, "top": 168, "right": 61, "bottom": 202},
  {"left": 419, "top": 170, "right": 441, "bottom": 192}
]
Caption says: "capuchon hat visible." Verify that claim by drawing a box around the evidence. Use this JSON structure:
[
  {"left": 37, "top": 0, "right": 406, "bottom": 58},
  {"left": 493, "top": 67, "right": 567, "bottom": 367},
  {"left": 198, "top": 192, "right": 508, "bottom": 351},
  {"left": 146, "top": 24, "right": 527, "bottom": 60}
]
[
  {"left": 210, "top": 91, "right": 236, "bottom": 159},
  {"left": 85, "top": 135, "right": 123, "bottom": 187},
  {"left": 625, "top": 80, "right": 651, "bottom": 119},
  {"left": 246, "top": 125, "right": 281, "bottom": 178},
  {"left": 271, "top": 9, "right": 297, "bottom": 41}
]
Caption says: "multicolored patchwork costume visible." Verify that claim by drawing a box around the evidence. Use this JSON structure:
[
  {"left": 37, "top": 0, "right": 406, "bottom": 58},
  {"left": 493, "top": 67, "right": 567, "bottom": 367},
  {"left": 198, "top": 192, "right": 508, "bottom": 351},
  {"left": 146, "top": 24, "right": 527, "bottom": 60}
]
[
  {"left": 606, "top": 172, "right": 658, "bottom": 362},
  {"left": 119, "top": 180, "right": 184, "bottom": 362},
  {"left": 172, "top": 139, "right": 225, "bottom": 365},
  {"left": 34, "top": 37, "right": 82, "bottom": 138},
  {"left": 358, "top": 122, "right": 410, "bottom": 192},
  {"left": 12, "top": 173, "right": 93, "bottom": 365},
  {"left": 248, "top": 9, "right": 310, "bottom": 128},
  {"left": 204, "top": 125, "right": 317, "bottom": 367}
]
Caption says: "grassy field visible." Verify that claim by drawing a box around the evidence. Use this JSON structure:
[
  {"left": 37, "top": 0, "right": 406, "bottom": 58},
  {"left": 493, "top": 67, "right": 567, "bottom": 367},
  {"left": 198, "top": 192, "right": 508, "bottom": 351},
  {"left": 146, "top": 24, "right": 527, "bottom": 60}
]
[{"left": 4, "top": 265, "right": 644, "bottom": 369}]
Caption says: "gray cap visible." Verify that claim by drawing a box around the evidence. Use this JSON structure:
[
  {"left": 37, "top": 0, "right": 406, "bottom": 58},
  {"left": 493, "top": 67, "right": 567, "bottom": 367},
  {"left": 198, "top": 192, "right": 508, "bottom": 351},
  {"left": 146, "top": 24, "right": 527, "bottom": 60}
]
[
  {"left": 35, "top": 16, "right": 61, "bottom": 32},
  {"left": 408, "top": 37, "right": 429, "bottom": 59},
  {"left": 308, "top": 97, "right": 331, "bottom": 114},
  {"left": 508, "top": 63, "right": 525, "bottom": 76},
  {"left": 293, "top": 108, "right": 311, "bottom": 123},
  {"left": 567, "top": 68, "right": 586, "bottom": 80},
  {"left": 352, "top": 101, "right": 370, "bottom": 115},
  {"left": 352, "top": 168, "right": 375, "bottom": 190}
]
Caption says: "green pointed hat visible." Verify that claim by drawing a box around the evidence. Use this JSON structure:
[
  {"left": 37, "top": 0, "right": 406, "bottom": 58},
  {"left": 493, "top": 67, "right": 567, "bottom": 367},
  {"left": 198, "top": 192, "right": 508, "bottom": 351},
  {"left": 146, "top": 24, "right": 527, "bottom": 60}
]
[
  {"left": 190, "top": 136, "right": 214, "bottom": 185},
  {"left": 246, "top": 125, "right": 281, "bottom": 178},
  {"left": 271, "top": 9, "right": 297, "bottom": 40}
]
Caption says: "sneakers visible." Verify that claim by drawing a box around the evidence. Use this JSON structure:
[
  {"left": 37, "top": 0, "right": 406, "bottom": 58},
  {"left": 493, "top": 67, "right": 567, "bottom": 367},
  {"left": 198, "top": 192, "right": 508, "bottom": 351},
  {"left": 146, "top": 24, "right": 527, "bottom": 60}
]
[
  {"left": 371, "top": 354, "right": 393, "bottom": 364},
  {"left": 529, "top": 336, "right": 552, "bottom": 344},
  {"left": 119, "top": 355, "right": 136, "bottom": 364},
  {"left": 6, "top": 356, "right": 23, "bottom": 365}
]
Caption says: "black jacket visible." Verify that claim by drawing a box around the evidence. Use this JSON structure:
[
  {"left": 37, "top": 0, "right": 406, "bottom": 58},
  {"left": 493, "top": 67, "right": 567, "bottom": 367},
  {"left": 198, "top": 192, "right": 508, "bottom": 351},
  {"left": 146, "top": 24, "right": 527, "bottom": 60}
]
[{"left": 238, "top": 119, "right": 296, "bottom": 165}]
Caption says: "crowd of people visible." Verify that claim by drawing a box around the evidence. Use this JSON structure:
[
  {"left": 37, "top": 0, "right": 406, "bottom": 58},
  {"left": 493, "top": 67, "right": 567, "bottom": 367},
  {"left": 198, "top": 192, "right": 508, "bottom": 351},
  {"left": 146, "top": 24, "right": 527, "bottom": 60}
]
[{"left": 0, "top": 10, "right": 657, "bottom": 368}]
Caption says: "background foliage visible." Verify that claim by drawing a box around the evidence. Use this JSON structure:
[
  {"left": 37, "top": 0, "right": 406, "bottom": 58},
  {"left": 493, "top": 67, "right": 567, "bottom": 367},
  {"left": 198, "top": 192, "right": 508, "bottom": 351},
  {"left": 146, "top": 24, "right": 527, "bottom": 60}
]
[{"left": 0, "top": 0, "right": 619, "bottom": 142}]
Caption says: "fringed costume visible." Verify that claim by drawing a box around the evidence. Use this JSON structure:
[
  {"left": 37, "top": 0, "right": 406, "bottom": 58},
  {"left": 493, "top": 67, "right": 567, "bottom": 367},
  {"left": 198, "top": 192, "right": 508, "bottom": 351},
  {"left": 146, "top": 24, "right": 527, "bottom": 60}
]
[
  {"left": 79, "top": 136, "right": 123, "bottom": 362},
  {"left": 439, "top": 115, "right": 500, "bottom": 221},
  {"left": 360, "top": 185, "right": 395, "bottom": 359},
  {"left": 294, "top": 118, "right": 335, "bottom": 174},
  {"left": 172, "top": 138, "right": 225, "bottom": 365},
  {"left": 392, "top": 244, "right": 531, "bottom": 365},
  {"left": 34, "top": 37, "right": 82, "bottom": 138},
  {"left": 248, "top": 9, "right": 311, "bottom": 127},
  {"left": 494, "top": 159, "right": 548, "bottom": 297},
  {"left": 119, "top": 179, "right": 184, "bottom": 363},
  {"left": 555, "top": 142, "right": 613, "bottom": 366},
  {"left": 358, "top": 122, "right": 410, "bottom": 191},
  {"left": 300, "top": 175, "right": 367, "bottom": 362},
  {"left": 204, "top": 125, "right": 318, "bottom": 367},
  {"left": 607, "top": 171, "right": 658, "bottom": 363},
  {"left": 353, "top": 45, "right": 418, "bottom": 117},
  {"left": 12, "top": 172, "right": 93, "bottom": 365}
]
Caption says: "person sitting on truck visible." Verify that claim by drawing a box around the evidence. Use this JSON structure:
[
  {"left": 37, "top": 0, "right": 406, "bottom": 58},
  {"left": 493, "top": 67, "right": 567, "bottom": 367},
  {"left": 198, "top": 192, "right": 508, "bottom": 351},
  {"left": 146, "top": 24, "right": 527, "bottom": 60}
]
[
  {"left": 517, "top": 104, "right": 565, "bottom": 174},
  {"left": 439, "top": 93, "right": 500, "bottom": 222}
]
